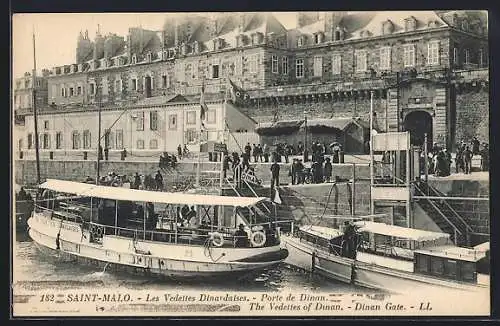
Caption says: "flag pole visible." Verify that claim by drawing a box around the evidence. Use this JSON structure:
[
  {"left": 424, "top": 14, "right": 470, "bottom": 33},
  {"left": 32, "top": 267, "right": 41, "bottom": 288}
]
[
  {"left": 196, "top": 78, "right": 206, "bottom": 188},
  {"left": 32, "top": 29, "right": 41, "bottom": 185},
  {"left": 369, "top": 90, "right": 374, "bottom": 215},
  {"left": 196, "top": 132, "right": 201, "bottom": 188}
]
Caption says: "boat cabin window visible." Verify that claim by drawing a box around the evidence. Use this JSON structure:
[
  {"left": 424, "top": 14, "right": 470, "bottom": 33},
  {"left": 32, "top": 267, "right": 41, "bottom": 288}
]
[{"left": 414, "top": 253, "right": 477, "bottom": 283}]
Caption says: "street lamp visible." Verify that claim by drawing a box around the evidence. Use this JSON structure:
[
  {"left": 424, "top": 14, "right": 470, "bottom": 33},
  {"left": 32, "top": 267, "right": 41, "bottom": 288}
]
[{"left": 303, "top": 109, "right": 308, "bottom": 162}]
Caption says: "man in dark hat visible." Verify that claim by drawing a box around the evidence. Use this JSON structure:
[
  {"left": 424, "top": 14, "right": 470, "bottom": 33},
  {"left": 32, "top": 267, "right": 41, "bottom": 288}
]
[
  {"left": 270, "top": 159, "right": 280, "bottom": 190},
  {"left": 234, "top": 224, "right": 248, "bottom": 248},
  {"left": 324, "top": 157, "right": 332, "bottom": 182}
]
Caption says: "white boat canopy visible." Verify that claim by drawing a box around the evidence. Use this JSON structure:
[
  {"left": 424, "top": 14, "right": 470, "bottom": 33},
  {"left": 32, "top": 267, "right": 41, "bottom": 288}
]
[
  {"left": 39, "top": 179, "right": 267, "bottom": 207},
  {"left": 299, "top": 225, "right": 343, "bottom": 240},
  {"left": 353, "top": 221, "right": 450, "bottom": 242}
]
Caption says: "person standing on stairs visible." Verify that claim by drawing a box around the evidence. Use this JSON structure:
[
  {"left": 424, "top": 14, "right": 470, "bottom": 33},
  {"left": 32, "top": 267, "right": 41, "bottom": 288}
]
[
  {"left": 270, "top": 159, "right": 280, "bottom": 191},
  {"left": 155, "top": 170, "right": 164, "bottom": 191},
  {"left": 223, "top": 154, "right": 232, "bottom": 179},
  {"left": 177, "top": 144, "right": 182, "bottom": 160}
]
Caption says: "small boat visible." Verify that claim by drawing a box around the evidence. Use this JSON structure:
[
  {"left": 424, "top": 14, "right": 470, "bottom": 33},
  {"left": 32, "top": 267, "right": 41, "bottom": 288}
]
[
  {"left": 281, "top": 220, "right": 490, "bottom": 294},
  {"left": 27, "top": 179, "right": 290, "bottom": 279}
]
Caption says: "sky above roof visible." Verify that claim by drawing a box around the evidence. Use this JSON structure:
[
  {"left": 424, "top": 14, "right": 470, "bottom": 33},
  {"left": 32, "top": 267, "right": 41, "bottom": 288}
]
[{"left": 12, "top": 12, "right": 298, "bottom": 79}]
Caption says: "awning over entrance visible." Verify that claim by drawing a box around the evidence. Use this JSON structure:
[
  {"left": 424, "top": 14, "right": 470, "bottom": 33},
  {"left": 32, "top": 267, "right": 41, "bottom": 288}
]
[
  {"left": 256, "top": 118, "right": 370, "bottom": 136},
  {"left": 255, "top": 120, "right": 304, "bottom": 136}
]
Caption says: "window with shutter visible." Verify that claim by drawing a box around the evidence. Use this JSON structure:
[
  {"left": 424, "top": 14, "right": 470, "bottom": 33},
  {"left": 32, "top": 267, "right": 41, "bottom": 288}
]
[
  {"left": 295, "top": 59, "right": 304, "bottom": 78},
  {"left": 355, "top": 50, "right": 367, "bottom": 72},
  {"left": 27, "top": 133, "right": 33, "bottom": 149},
  {"left": 168, "top": 114, "right": 177, "bottom": 130},
  {"left": 136, "top": 112, "right": 144, "bottom": 131},
  {"left": 83, "top": 130, "right": 91, "bottom": 149},
  {"left": 332, "top": 54, "right": 342, "bottom": 75},
  {"left": 272, "top": 55, "right": 278, "bottom": 73},
  {"left": 313, "top": 56, "right": 323, "bottom": 77},
  {"left": 150, "top": 111, "right": 158, "bottom": 130},
  {"left": 379, "top": 47, "right": 391, "bottom": 70},
  {"left": 282, "top": 57, "right": 288, "bottom": 75},
  {"left": 427, "top": 41, "right": 440, "bottom": 66},
  {"left": 56, "top": 132, "right": 62, "bottom": 149},
  {"left": 72, "top": 131, "right": 80, "bottom": 149},
  {"left": 403, "top": 44, "right": 416, "bottom": 67}
]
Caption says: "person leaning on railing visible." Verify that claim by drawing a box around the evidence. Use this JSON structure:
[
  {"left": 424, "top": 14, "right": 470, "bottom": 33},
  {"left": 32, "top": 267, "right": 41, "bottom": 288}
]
[{"left": 234, "top": 224, "right": 249, "bottom": 248}]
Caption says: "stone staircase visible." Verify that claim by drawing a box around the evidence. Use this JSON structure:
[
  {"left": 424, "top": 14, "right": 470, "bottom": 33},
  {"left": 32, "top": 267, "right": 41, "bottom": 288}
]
[{"left": 413, "top": 181, "right": 473, "bottom": 246}]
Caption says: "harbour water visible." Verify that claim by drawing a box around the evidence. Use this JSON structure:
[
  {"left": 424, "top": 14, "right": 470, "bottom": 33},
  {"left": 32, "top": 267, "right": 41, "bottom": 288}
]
[{"left": 13, "top": 232, "right": 374, "bottom": 294}]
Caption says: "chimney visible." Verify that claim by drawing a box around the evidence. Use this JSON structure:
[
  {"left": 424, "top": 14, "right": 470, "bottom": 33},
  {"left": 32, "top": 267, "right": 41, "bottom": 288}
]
[{"left": 127, "top": 31, "right": 132, "bottom": 59}]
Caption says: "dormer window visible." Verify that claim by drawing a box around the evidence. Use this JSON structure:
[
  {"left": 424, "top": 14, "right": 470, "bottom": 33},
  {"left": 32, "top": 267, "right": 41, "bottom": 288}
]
[
  {"left": 404, "top": 16, "right": 417, "bottom": 32},
  {"left": 146, "top": 52, "right": 152, "bottom": 62},
  {"left": 267, "top": 32, "right": 275, "bottom": 45},
  {"left": 100, "top": 58, "right": 107, "bottom": 68},
  {"left": 334, "top": 27, "right": 345, "bottom": 41},
  {"left": 251, "top": 33, "right": 263, "bottom": 45},
  {"left": 213, "top": 38, "right": 223, "bottom": 51},
  {"left": 297, "top": 36, "right": 305, "bottom": 47},
  {"left": 428, "top": 20, "right": 439, "bottom": 28},
  {"left": 131, "top": 55, "right": 137, "bottom": 64},
  {"left": 382, "top": 20, "right": 394, "bottom": 35},
  {"left": 314, "top": 32, "right": 324, "bottom": 44},
  {"left": 193, "top": 41, "right": 200, "bottom": 53},
  {"left": 89, "top": 60, "right": 96, "bottom": 70},
  {"left": 181, "top": 43, "right": 187, "bottom": 56},
  {"left": 236, "top": 34, "right": 247, "bottom": 47},
  {"left": 360, "top": 30, "right": 371, "bottom": 38}
]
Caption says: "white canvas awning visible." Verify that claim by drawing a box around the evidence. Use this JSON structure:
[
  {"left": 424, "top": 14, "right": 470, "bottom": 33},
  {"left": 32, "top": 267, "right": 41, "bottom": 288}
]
[
  {"left": 299, "top": 225, "right": 343, "bottom": 240},
  {"left": 39, "top": 179, "right": 266, "bottom": 207},
  {"left": 353, "top": 221, "right": 450, "bottom": 242}
]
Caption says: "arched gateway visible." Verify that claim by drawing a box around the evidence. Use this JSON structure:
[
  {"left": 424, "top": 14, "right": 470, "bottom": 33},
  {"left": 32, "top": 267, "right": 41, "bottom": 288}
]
[{"left": 403, "top": 110, "right": 433, "bottom": 149}]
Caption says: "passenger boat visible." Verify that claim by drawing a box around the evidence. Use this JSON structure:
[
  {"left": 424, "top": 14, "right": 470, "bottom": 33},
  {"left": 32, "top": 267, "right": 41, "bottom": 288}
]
[
  {"left": 27, "top": 179, "right": 289, "bottom": 279},
  {"left": 281, "top": 219, "right": 490, "bottom": 294}
]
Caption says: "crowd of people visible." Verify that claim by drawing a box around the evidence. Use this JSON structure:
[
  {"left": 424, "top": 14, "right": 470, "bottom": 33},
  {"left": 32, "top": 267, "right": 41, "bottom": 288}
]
[
  {"left": 85, "top": 135, "right": 488, "bottom": 195},
  {"left": 419, "top": 137, "right": 489, "bottom": 177},
  {"left": 88, "top": 170, "right": 165, "bottom": 191}
]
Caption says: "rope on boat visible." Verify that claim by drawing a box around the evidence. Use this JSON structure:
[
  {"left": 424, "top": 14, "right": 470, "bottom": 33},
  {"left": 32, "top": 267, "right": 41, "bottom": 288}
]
[
  {"left": 203, "top": 237, "right": 225, "bottom": 263},
  {"left": 303, "top": 181, "right": 337, "bottom": 232}
]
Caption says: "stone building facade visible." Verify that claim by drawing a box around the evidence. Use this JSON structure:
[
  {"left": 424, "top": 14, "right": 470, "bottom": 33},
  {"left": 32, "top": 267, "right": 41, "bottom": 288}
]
[{"left": 14, "top": 11, "right": 489, "bottom": 154}]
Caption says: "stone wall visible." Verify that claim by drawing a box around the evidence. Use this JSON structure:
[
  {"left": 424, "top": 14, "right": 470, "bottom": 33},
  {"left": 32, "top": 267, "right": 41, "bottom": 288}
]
[
  {"left": 455, "top": 88, "right": 489, "bottom": 143},
  {"left": 241, "top": 96, "right": 388, "bottom": 127}
]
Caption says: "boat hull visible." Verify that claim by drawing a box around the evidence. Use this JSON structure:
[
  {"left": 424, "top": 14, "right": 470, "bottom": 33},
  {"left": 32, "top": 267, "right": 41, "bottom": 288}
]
[
  {"left": 281, "top": 235, "right": 354, "bottom": 284},
  {"left": 28, "top": 213, "right": 288, "bottom": 279},
  {"left": 281, "top": 235, "right": 488, "bottom": 294}
]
